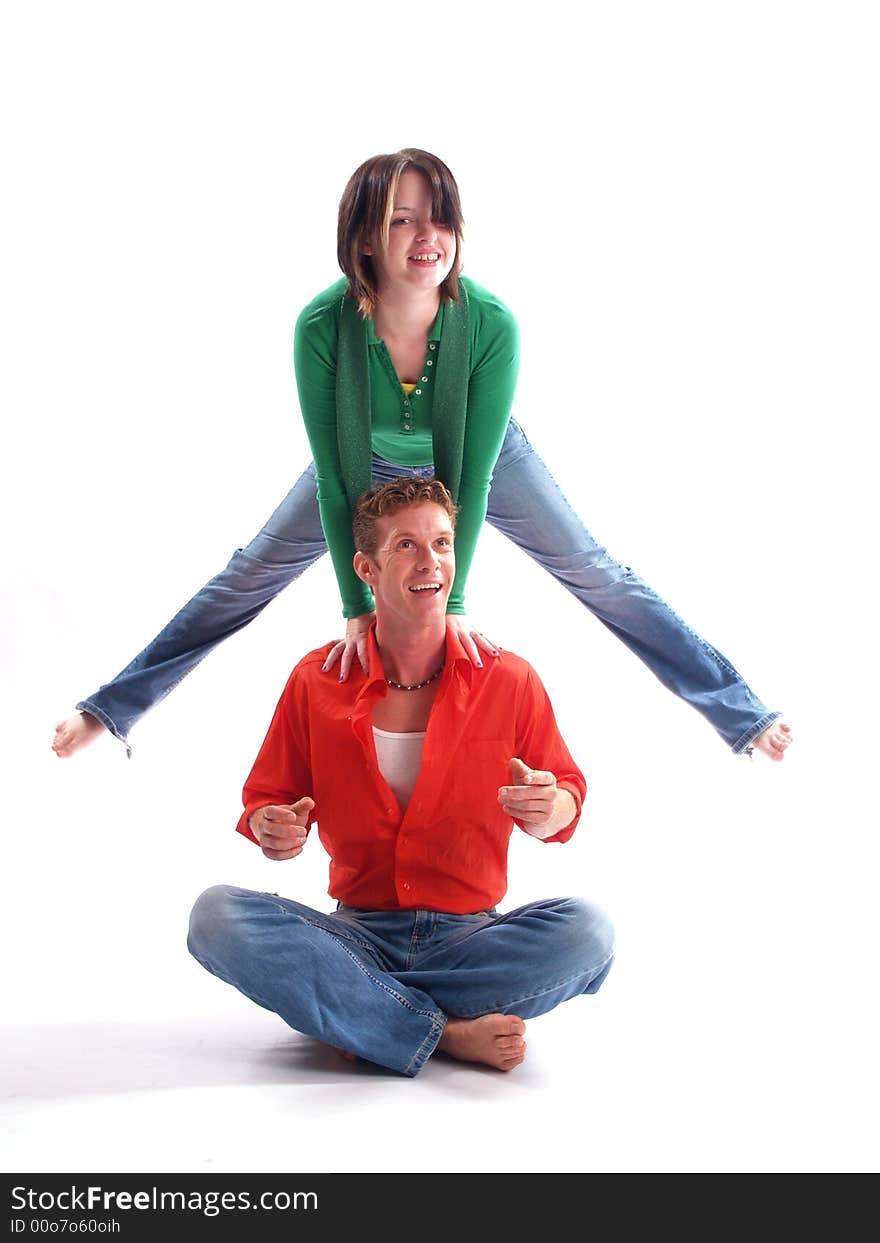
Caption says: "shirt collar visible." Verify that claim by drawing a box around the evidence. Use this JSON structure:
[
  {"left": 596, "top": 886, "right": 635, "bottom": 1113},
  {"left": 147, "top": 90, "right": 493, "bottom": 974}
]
[
  {"left": 442, "top": 619, "right": 475, "bottom": 688},
  {"left": 359, "top": 624, "right": 390, "bottom": 699},
  {"left": 357, "top": 618, "right": 474, "bottom": 702},
  {"left": 366, "top": 300, "right": 444, "bottom": 347}
]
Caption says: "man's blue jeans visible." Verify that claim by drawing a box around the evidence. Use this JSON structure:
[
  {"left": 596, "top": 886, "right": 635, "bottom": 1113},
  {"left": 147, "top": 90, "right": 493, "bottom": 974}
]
[
  {"left": 79, "top": 418, "right": 779, "bottom": 753},
  {"left": 187, "top": 887, "right": 615, "bottom": 1077}
]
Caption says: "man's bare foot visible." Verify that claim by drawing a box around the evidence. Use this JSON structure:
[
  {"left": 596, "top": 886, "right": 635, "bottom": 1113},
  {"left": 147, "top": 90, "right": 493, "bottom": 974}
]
[
  {"left": 322, "top": 1042, "right": 357, "bottom": 1063},
  {"left": 437, "top": 1014, "right": 527, "bottom": 1071},
  {"left": 751, "top": 719, "right": 794, "bottom": 762},
  {"left": 52, "top": 711, "right": 106, "bottom": 758}
]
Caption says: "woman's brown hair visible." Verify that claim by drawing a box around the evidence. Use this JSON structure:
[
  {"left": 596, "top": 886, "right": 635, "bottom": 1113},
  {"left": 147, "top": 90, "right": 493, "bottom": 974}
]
[{"left": 337, "top": 148, "right": 464, "bottom": 317}]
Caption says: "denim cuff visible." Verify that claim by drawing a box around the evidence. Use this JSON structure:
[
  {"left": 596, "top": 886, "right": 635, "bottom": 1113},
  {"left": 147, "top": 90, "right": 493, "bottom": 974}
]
[
  {"left": 404, "top": 1014, "right": 447, "bottom": 1078},
  {"left": 75, "top": 700, "right": 132, "bottom": 758},
  {"left": 730, "top": 711, "right": 782, "bottom": 755}
]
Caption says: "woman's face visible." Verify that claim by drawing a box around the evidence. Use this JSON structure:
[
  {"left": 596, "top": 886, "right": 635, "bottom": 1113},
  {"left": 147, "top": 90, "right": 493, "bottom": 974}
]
[{"left": 365, "top": 169, "right": 456, "bottom": 298}]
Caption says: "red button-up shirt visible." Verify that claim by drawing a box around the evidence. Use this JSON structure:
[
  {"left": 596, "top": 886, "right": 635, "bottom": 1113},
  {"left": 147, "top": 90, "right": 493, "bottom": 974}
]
[{"left": 238, "top": 623, "right": 586, "bottom": 914}]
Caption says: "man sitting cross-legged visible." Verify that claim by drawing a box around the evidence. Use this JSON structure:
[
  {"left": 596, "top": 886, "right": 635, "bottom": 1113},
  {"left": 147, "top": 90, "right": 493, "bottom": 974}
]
[{"left": 188, "top": 476, "right": 614, "bottom": 1077}]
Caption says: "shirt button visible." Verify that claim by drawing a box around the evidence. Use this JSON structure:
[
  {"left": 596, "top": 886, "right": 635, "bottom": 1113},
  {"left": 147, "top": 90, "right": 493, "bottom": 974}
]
[
  {"left": 429, "top": 343, "right": 436, "bottom": 350},
  {"left": 415, "top": 388, "right": 422, "bottom": 395},
  {"left": 404, "top": 424, "right": 411, "bottom": 431},
  {"left": 426, "top": 359, "right": 433, "bottom": 365},
  {"left": 403, "top": 882, "right": 411, "bottom": 891},
  {"left": 420, "top": 376, "right": 428, "bottom": 383}
]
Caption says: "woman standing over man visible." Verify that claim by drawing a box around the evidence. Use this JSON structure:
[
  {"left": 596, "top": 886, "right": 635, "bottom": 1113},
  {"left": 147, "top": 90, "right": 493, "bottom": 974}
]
[{"left": 52, "top": 148, "right": 792, "bottom": 762}]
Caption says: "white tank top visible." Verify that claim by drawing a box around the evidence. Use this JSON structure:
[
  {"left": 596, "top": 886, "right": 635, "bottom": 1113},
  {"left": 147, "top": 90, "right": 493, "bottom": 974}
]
[{"left": 372, "top": 727, "right": 426, "bottom": 812}]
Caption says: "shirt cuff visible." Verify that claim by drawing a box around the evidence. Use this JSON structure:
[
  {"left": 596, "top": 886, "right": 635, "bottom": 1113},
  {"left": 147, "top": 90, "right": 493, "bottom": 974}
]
[{"left": 540, "top": 780, "right": 582, "bottom": 844}]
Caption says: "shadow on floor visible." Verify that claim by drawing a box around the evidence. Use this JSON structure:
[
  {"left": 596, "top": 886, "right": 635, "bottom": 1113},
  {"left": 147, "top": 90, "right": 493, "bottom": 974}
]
[{"left": 1, "top": 1017, "right": 399, "bottom": 1102}]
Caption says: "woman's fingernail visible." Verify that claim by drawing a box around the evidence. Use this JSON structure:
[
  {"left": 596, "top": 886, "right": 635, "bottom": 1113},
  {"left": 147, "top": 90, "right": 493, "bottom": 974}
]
[
  {"left": 491, "top": 649, "right": 499, "bottom": 657},
  {"left": 476, "top": 658, "right": 483, "bottom": 668}
]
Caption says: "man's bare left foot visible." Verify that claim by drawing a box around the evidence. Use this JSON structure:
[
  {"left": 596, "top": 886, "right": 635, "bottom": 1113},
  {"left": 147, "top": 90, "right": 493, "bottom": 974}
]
[{"left": 437, "top": 1014, "right": 526, "bottom": 1070}]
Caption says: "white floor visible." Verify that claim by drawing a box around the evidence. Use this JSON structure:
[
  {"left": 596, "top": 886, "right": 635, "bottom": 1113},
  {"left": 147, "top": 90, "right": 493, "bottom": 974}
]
[{"left": 4, "top": 945, "right": 876, "bottom": 1175}]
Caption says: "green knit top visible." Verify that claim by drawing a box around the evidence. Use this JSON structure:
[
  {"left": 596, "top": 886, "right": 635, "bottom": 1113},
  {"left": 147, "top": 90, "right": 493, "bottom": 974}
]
[{"left": 293, "top": 275, "right": 520, "bottom": 618}]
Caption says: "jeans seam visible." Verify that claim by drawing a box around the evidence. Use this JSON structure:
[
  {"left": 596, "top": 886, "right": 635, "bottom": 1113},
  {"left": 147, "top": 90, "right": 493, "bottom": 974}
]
[
  {"left": 266, "top": 898, "right": 388, "bottom": 963},
  {"left": 451, "top": 951, "right": 616, "bottom": 1019},
  {"left": 405, "top": 1015, "right": 447, "bottom": 1077},
  {"left": 303, "top": 918, "right": 442, "bottom": 1022},
  {"left": 293, "top": 910, "right": 380, "bottom": 961}
]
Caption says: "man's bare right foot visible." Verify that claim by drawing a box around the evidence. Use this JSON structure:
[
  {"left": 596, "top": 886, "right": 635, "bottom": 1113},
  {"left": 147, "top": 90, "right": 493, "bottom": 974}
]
[
  {"left": 437, "top": 1014, "right": 526, "bottom": 1071},
  {"left": 52, "top": 711, "right": 106, "bottom": 757}
]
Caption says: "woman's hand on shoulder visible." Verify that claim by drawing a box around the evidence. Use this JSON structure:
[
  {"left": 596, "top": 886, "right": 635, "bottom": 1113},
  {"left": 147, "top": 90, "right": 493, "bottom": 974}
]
[
  {"left": 322, "top": 612, "right": 376, "bottom": 682},
  {"left": 446, "top": 615, "right": 501, "bottom": 668}
]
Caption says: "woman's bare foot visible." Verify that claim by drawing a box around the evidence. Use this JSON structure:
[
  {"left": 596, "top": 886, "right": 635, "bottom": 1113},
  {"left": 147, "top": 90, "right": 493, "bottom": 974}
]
[
  {"left": 751, "top": 719, "right": 794, "bottom": 762},
  {"left": 437, "top": 1014, "right": 527, "bottom": 1071},
  {"left": 52, "top": 711, "right": 106, "bottom": 758}
]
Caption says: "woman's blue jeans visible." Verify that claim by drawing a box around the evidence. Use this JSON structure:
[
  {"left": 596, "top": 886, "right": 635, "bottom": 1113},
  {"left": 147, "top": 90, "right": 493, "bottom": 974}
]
[
  {"left": 187, "top": 886, "right": 615, "bottom": 1077},
  {"left": 78, "top": 419, "right": 779, "bottom": 753}
]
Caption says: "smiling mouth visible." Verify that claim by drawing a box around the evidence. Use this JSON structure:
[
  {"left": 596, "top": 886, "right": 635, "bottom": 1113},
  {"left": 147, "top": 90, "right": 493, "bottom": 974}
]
[
  {"left": 409, "top": 252, "right": 441, "bottom": 264},
  {"left": 408, "top": 583, "right": 442, "bottom": 594}
]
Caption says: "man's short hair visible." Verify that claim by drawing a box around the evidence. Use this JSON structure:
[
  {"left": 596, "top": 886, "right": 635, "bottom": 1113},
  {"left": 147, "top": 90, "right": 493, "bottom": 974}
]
[{"left": 352, "top": 476, "right": 458, "bottom": 558}]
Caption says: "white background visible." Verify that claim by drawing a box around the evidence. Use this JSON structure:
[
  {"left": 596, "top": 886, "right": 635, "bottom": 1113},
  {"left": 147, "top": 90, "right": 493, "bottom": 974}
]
[{"left": 1, "top": 0, "right": 877, "bottom": 1174}]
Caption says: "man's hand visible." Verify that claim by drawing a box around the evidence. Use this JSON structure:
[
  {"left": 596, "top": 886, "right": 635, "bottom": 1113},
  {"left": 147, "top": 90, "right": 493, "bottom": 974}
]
[
  {"left": 249, "top": 797, "right": 315, "bottom": 861},
  {"left": 498, "top": 757, "right": 576, "bottom": 840}
]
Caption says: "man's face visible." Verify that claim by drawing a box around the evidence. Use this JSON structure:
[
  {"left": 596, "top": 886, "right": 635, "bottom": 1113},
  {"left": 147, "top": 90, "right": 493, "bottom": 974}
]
[{"left": 360, "top": 502, "right": 455, "bottom": 628}]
